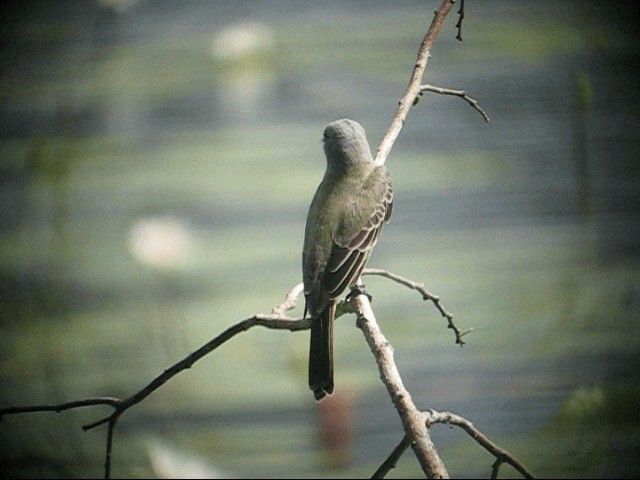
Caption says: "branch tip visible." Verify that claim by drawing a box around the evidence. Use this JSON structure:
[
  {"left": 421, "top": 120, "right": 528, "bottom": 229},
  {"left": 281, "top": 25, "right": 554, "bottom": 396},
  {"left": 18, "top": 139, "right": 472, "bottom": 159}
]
[
  {"left": 420, "top": 84, "right": 490, "bottom": 122},
  {"left": 455, "top": 0, "right": 465, "bottom": 41}
]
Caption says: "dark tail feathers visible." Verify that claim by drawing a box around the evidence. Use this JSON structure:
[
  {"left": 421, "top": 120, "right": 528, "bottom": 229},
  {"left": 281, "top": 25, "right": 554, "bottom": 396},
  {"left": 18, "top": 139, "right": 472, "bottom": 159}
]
[{"left": 308, "top": 303, "right": 334, "bottom": 401}]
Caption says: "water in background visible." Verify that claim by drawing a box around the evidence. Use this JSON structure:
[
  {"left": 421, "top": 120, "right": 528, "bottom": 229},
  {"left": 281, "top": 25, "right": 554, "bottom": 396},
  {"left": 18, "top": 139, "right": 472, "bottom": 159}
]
[{"left": 1, "top": 1, "right": 639, "bottom": 478}]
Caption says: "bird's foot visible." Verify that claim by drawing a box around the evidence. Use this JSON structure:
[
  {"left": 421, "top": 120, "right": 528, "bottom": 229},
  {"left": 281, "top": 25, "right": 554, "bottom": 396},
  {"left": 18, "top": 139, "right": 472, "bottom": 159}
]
[{"left": 346, "top": 284, "right": 373, "bottom": 303}]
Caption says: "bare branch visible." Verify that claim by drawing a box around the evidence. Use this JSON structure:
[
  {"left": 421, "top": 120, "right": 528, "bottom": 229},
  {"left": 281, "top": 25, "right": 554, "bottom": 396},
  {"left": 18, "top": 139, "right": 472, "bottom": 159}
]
[
  {"left": 351, "top": 284, "right": 449, "bottom": 478},
  {"left": 375, "top": 0, "right": 456, "bottom": 167},
  {"left": 85, "top": 313, "right": 309, "bottom": 431},
  {"left": 420, "top": 84, "right": 491, "bottom": 122},
  {"left": 363, "top": 268, "right": 472, "bottom": 345},
  {"left": 426, "top": 410, "right": 536, "bottom": 479},
  {"left": 123, "top": 313, "right": 308, "bottom": 401},
  {"left": 2, "top": 310, "right": 309, "bottom": 479},
  {"left": 371, "top": 435, "right": 412, "bottom": 479},
  {"left": 1, "top": 398, "right": 123, "bottom": 479},
  {"left": 1, "top": 397, "right": 119, "bottom": 418}
]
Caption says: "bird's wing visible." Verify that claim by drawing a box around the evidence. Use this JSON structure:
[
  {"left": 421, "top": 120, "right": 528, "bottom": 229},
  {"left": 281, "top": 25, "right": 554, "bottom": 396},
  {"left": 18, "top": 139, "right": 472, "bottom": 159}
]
[{"left": 322, "top": 167, "right": 393, "bottom": 297}]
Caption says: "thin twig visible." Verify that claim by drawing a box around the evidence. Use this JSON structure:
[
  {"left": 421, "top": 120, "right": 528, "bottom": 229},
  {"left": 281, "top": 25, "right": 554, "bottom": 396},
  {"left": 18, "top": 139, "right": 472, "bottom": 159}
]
[
  {"left": 371, "top": 435, "right": 412, "bottom": 479},
  {"left": 375, "top": 0, "right": 456, "bottom": 167},
  {"left": 66, "top": 314, "right": 308, "bottom": 479},
  {"left": 83, "top": 281, "right": 308, "bottom": 434},
  {"left": 363, "top": 268, "right": 472, "bottom": 345},
  {"left": 1, "top": 284, "right": 309, "bottom": 480},
  {"left": 426, "top": 410, "right": 535, "bottom": 479},
  {"left": 455, "top": 0, "right": 465, "bottom": 41},
  {"left": 84, "top": 313, "right": 309, "bottom": 432},
  {"left": 420, "top": 84, "right": 490, "bottom": 122},
  {"left": 272, "top": 282, "right": 305, "bottom": 316},
  {"left": 0, "top": 397, "right": 120, "bottom": 417}
]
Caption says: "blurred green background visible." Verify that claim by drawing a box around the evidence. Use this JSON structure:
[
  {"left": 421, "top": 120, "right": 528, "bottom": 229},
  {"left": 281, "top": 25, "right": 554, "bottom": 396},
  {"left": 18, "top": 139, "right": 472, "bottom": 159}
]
[{"left": 1, "top": 0, "right": 639, "bottom": 478}]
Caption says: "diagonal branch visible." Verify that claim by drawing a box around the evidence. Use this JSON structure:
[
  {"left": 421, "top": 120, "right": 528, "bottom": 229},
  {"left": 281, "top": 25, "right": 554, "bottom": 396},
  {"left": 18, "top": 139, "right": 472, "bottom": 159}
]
[
  {"left": 352, "top": 284, "right": 449, "bottom": 478},
  {"left": 363, "top": 268, "right": 472, "bottom": 345},
  {"left": 83, "top": 313, "right": 309, "bottom": 431},
  {"left": 1, "top": 286, "right": 309, "bottom": 479},
  {"left": 375, "top": 0, "right": 456, "bottom": 167}
]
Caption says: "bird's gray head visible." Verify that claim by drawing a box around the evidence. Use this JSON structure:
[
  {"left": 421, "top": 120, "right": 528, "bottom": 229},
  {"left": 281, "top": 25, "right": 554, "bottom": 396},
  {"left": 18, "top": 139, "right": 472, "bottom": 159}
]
[{"left": 323, "top": 118, "right": 373, "bottom": 171}]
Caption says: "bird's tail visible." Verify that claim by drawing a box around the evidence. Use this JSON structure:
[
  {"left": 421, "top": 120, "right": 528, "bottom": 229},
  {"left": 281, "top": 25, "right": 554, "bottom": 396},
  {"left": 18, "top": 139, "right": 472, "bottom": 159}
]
[{"left": 308, "top": 303, "right": 335, "bottom": 401}]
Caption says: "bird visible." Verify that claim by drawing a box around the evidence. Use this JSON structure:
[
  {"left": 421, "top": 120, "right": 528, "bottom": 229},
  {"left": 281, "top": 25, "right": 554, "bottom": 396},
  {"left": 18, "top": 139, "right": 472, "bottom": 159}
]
[{"left": 303, "top": 118, "right": 393, "bottom": 401}]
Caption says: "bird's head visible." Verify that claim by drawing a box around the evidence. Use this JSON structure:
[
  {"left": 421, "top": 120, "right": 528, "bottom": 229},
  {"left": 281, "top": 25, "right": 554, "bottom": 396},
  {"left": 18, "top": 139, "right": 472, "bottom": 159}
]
[{"left": 323, "top": 118, "right": 373, "bottom": 171}]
